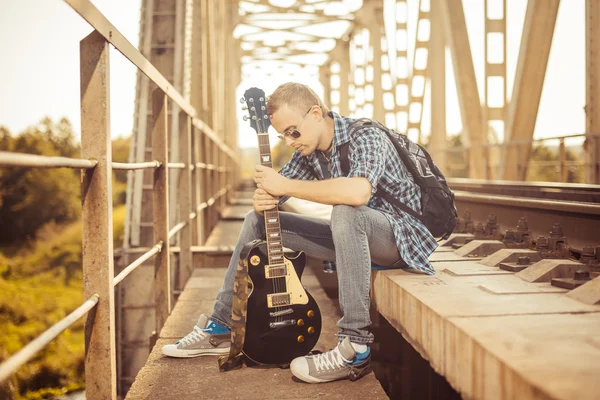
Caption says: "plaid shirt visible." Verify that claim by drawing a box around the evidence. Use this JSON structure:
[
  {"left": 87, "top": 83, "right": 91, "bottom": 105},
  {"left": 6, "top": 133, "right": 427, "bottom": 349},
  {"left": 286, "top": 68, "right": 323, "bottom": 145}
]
[{"left": 278, "top": 111, "right": 437, "bottom": 275}]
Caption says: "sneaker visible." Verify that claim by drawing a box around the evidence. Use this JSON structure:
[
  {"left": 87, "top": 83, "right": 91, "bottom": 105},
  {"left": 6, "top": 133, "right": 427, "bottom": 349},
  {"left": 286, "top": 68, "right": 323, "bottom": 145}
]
[
  {"left": 161, "top": 314, "right": 231, "bottom": 358},
  {"left": 290, "top": 336, "right": 372, "bottom": 383}
]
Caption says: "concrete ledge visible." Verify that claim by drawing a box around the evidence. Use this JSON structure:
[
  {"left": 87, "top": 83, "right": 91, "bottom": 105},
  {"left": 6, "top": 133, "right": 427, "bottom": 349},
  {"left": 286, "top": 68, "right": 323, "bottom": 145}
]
[{"left": 371, "top": 268, "right": 600, "bottom": 400}]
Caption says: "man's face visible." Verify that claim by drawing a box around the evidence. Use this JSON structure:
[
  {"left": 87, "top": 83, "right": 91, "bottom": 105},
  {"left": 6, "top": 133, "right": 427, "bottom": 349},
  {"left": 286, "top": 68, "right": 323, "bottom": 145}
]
[{"left": 270, "top": 104, "right": 318, "bottom": 157}]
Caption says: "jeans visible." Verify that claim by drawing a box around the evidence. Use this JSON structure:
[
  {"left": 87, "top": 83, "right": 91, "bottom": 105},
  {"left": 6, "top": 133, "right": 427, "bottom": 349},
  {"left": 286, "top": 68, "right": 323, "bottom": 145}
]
[{"left": 209, "top": 205, "right": 402, "bottom": 344}]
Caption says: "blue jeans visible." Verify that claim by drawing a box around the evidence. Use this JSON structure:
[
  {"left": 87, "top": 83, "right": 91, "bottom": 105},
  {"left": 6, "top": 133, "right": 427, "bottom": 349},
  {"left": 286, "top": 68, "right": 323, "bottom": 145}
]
[{"left": 210, "top": 205, "right": 402, "bottom": 344}]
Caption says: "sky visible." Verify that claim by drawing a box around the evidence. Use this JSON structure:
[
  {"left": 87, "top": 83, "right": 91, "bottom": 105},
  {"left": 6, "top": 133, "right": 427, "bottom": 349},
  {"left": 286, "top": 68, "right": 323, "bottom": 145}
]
[{"left": 0, "top": 0, "right": 586, "bottom": 149}]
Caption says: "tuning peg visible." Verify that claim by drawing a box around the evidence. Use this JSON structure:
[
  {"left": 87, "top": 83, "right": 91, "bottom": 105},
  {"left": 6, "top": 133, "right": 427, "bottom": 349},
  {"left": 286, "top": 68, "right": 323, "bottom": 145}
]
[
  {"left": 251, "top": 106, "right": 256, "bottom": 111},
  {"left": 263, "top": 115, "right": 269, "bottom": 119},
  {"left": 243, "top": 115, "right": 249, "bottom": 121},
  {"left": 259, "top": 97, "right": 264, "bottom": 102},
  {"left": 241, "top": 105, "right": 248, "bottom": 110},
  {"left": 251, "top": 116, "right": 257, "bottom": 120},
  {"left": 249, "top": 98, "right": 254, "bottom": 103},
  {"left": 261, "top": 106, "right": 266, "bottom": 110},
  {"left": 239, "top": 97, "right": 245, "bottom": 104}
]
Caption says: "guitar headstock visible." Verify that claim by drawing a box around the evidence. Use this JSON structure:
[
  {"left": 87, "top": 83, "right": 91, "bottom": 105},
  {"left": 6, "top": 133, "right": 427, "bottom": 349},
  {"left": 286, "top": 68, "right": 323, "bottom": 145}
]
[{"left": 241, "top": 87, "right": 271, "bottom": 134}]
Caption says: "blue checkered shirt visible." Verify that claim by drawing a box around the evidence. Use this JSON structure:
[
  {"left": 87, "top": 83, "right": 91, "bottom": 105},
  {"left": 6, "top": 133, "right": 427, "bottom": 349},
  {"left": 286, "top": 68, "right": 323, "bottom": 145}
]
[{"left": 278, "top": 111, "right": 437, "bottom": 275}]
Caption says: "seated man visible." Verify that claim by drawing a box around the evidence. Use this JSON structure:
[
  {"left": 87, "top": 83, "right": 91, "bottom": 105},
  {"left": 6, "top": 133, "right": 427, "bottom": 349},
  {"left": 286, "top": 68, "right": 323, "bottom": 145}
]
[{"left": 162, "top": 82, "right": 437, "bottom": 383}]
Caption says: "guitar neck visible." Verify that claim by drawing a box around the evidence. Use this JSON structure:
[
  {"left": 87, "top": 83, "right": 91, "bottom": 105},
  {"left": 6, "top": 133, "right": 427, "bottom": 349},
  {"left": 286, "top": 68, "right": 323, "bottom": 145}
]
[{"left": 257, "top": 133, "right": 284, "bottom": 266}]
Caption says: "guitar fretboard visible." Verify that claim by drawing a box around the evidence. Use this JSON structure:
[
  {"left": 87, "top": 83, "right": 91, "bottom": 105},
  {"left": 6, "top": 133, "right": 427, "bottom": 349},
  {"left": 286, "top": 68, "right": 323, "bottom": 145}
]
[{"left": 258, "top": 133, "right": 284, "bottom": 267}]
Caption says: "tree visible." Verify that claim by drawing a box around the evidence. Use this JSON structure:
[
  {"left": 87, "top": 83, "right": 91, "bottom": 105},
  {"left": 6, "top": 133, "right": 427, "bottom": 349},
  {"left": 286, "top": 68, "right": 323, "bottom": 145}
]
[{"left": 0, "top": 119, "right": 81, "bottom": 244}]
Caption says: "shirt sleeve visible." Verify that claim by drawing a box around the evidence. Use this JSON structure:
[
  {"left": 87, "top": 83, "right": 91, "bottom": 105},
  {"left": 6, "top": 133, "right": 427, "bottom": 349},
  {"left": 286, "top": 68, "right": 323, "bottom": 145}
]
[
  {"left": 345, "top": 127, "right": 387, "bottom": 196},
  {"left": 277, "top": 151, "right": 316, "bottom": 205}
]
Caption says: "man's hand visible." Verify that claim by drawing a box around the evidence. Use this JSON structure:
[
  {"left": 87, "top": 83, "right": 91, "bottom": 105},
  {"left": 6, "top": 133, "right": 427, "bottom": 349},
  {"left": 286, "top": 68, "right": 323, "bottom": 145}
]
[
  {"left": 253, "top": 188, "right": 279, "bottom": 214},
  {"left": 254, "top": 165, "right": 290, "bottom": 196}
]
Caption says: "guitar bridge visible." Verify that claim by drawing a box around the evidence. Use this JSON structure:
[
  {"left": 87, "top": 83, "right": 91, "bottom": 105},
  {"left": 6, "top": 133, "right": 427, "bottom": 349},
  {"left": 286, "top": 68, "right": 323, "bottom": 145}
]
[{"left": 267, "top": 293, "right": 291, "bottom": 307}]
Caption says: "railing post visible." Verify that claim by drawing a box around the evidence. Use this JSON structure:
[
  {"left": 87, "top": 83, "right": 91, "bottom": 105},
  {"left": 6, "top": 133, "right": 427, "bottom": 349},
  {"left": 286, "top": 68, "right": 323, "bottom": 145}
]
[
  {"left": 152, "top": 89, "right": 171, "bottom": 334},
  {"left": 79, "top": 30, "right": 117, "bottom": 400},
  {"left": 559, "top": 138, "right": 567, "bottom": 182},
  {"left": 178, "top": 111, "right": 193, "bottom": 290},
  {"left": 194, "top": 127, "right": 204, "bottom": 245}
]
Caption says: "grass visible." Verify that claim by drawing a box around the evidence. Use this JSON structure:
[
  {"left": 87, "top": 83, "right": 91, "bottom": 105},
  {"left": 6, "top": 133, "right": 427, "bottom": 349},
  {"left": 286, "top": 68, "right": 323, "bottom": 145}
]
[{"left": 0, "top": 205, "right": 126, "bottom": 399}]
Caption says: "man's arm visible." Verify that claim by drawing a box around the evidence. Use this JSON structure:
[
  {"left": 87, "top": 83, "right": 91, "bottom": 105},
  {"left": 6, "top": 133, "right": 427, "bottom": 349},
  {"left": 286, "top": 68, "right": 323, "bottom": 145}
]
[{"left": 285, "top": 176, "right": 372, "bottom": 206}]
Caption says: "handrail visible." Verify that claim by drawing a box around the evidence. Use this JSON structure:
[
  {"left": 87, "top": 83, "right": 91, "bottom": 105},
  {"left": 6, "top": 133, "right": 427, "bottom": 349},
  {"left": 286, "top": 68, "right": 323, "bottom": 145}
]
[
  {"left": 113, "top": 242, "right": 163, "bottom": 286},
  {"left": 112, "top": 161, "right": 161, "bottom": 170},
  {"left": 0, "top": 151, "right": 98, "bottom": 169},
  {"left": 167, "top": 162, "right": 186, "bottom": 169},
  {"left": 0, "top": 295, "right": 99, "bottom": 383},
  {"left": 62, "top": 0, "right": 238, "bottom": 162},
  {"left": 168, "top": 222, "right": 188, "bottom": 240}
]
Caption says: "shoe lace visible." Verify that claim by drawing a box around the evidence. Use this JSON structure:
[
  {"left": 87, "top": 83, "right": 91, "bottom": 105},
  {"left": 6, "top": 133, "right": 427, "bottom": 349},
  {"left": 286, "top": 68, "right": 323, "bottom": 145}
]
[
  {"left": 179, "top": 325, "right": 208, "bottom": 347},
  {"left": 313, "top": 347, "right": 348, "bottom": 373}
]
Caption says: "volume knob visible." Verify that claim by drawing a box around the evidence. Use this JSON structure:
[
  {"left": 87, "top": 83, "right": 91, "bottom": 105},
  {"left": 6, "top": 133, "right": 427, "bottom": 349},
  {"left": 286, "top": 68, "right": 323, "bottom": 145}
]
[
  {"left": 307, "top": 327, "right": 315, "bottom": 334},
  {"left": 307, "top": 310, "right": 315, "bottom": 318},
  {"left": 297, "top": 335, "right": 305, "bottom": 343}
]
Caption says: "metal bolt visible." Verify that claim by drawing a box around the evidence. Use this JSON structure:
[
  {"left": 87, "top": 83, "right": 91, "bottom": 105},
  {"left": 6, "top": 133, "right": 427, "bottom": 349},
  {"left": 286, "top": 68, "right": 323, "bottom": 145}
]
[
  {"left": 517, "top": 256, "right": 531, "bottom": 266},
  {"left": 517, "top": 217, "right": 529, "bottom": 232},
  {"left": 536, "top": 236, "right": 549, "bottom": 250},
  {"left": 550, "top": 223, "right": 563, "bottom": 237},
  {"left": 504, "top": 230, "right": 516, "bottom": 242},
  {"left": 574, "top": 270, "right": 591, "bottom": 281}
]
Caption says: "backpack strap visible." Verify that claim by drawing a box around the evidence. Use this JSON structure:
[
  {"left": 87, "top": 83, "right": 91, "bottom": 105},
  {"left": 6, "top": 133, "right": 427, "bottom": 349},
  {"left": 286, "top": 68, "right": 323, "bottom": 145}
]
[{"left": 338, "top": 127, "right": 425, "bottom": 223}]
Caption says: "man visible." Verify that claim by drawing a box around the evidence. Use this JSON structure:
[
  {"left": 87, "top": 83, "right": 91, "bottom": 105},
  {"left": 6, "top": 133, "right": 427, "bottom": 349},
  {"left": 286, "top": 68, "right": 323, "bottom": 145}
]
[{"left": 162, "top": 82, "right": 437, "bottom": 383}]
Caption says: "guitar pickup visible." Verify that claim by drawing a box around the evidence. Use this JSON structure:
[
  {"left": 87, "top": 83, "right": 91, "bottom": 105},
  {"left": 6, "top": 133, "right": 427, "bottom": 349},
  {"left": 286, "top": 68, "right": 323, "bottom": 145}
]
[
  {"left": 264, "top": 263, "right": 287, "bottom": 278},
  {"left": 269, "top": 308, "right": 294, "bottom": 317}
]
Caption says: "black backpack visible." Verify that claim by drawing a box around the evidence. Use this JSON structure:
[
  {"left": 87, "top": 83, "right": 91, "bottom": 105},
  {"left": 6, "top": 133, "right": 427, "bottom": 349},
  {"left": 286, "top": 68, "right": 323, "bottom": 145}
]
[{"left": 339, "top": 118, "right": 457, "bottom": 240}]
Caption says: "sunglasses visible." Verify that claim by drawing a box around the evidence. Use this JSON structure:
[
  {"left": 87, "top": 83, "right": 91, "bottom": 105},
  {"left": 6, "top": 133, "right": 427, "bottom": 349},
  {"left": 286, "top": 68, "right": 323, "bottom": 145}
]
[{"left": 277, "top": 106, "right": 315, "bottom": 141}]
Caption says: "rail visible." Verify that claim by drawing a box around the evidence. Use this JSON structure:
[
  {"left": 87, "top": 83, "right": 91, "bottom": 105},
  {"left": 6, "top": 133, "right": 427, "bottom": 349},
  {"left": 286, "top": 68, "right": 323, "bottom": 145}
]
[
  {"left": 0, "top": 0, "right": 239, "bottom": 398},
  {"left": 435, "top": 132, "right": 600, "bottom": 183}
]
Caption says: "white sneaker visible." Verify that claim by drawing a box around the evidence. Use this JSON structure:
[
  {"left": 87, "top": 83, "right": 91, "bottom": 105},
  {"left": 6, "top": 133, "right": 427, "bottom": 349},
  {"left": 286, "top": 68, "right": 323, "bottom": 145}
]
[
  {"left": 290, "top": 337, "right": 371, "bottom": 383},
  {"left": 161, "top": 314, "right": 231, "bottom": 358}
]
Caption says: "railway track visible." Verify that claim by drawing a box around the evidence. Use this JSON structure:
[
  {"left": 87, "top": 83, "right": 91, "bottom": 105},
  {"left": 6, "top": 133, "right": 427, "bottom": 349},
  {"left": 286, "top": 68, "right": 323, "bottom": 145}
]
[{"left": 448, "top": 179, "right": 600, "bottom": 252}]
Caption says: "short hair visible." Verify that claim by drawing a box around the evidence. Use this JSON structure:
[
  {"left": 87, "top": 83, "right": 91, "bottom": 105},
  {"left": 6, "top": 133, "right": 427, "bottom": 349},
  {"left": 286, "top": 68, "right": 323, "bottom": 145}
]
[{"left": 267, "top": 82, "right": 330, "bottom": 117}]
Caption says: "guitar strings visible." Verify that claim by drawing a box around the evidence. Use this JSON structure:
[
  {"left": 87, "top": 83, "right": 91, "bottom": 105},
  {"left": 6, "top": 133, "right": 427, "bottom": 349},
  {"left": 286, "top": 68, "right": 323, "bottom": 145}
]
[{"left": 253, "top": 95, "right": 283, "bottom": 322}]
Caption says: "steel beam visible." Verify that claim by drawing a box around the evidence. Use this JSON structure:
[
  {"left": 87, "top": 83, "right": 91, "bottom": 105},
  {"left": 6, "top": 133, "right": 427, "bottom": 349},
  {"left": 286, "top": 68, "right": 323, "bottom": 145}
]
[
  {"left": 586, "top": 0, "right": 600, "bottom": 184},
  {"left": 500, "top": 0, "right": 560, "bottom": 180},
  {"left": 429, "top": 0, "right": 447, "bottom": 173},
  {"left": 440, "top": 0, "right": 485, "bottom": 178}
]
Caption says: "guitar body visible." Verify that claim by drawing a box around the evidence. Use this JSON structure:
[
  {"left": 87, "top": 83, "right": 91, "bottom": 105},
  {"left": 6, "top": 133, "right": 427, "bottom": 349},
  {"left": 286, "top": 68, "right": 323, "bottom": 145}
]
[{"left": 241, "top": 240, "right": 322, "bottom": 365}]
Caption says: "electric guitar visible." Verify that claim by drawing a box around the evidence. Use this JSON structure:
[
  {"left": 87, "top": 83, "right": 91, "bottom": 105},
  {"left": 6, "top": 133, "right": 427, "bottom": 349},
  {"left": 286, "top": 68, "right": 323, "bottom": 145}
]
[{"left": 240, "top": 87, "right": 322, "bottom": 365}]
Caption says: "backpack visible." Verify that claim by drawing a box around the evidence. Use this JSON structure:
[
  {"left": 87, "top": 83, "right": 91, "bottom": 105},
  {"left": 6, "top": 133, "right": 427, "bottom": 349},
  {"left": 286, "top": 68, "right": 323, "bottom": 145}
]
[{"left": 338, "top": 118, "right": 457, "bottom": 240}]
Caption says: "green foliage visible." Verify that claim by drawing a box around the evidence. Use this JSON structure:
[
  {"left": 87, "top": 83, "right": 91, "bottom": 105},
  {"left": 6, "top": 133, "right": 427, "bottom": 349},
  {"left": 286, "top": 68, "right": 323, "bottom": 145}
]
[
  {"left": 527, "top": 144, "right": 584, "bottom": 183},
  {"left": 0, "top": 205, "right": 126, "bottom": 399},
  {"left": 0, "top": 119, "right": 81, "bottom": 245}
]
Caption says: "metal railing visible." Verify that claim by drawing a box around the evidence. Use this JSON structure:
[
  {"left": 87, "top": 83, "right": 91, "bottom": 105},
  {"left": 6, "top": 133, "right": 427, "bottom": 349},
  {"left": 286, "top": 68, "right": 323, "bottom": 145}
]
[
  {"left": 431, "top": 133, "right": 600, "bottom": 183},
  {"left": 0, "top": 1, "right": 240, "bottom": 398}
]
